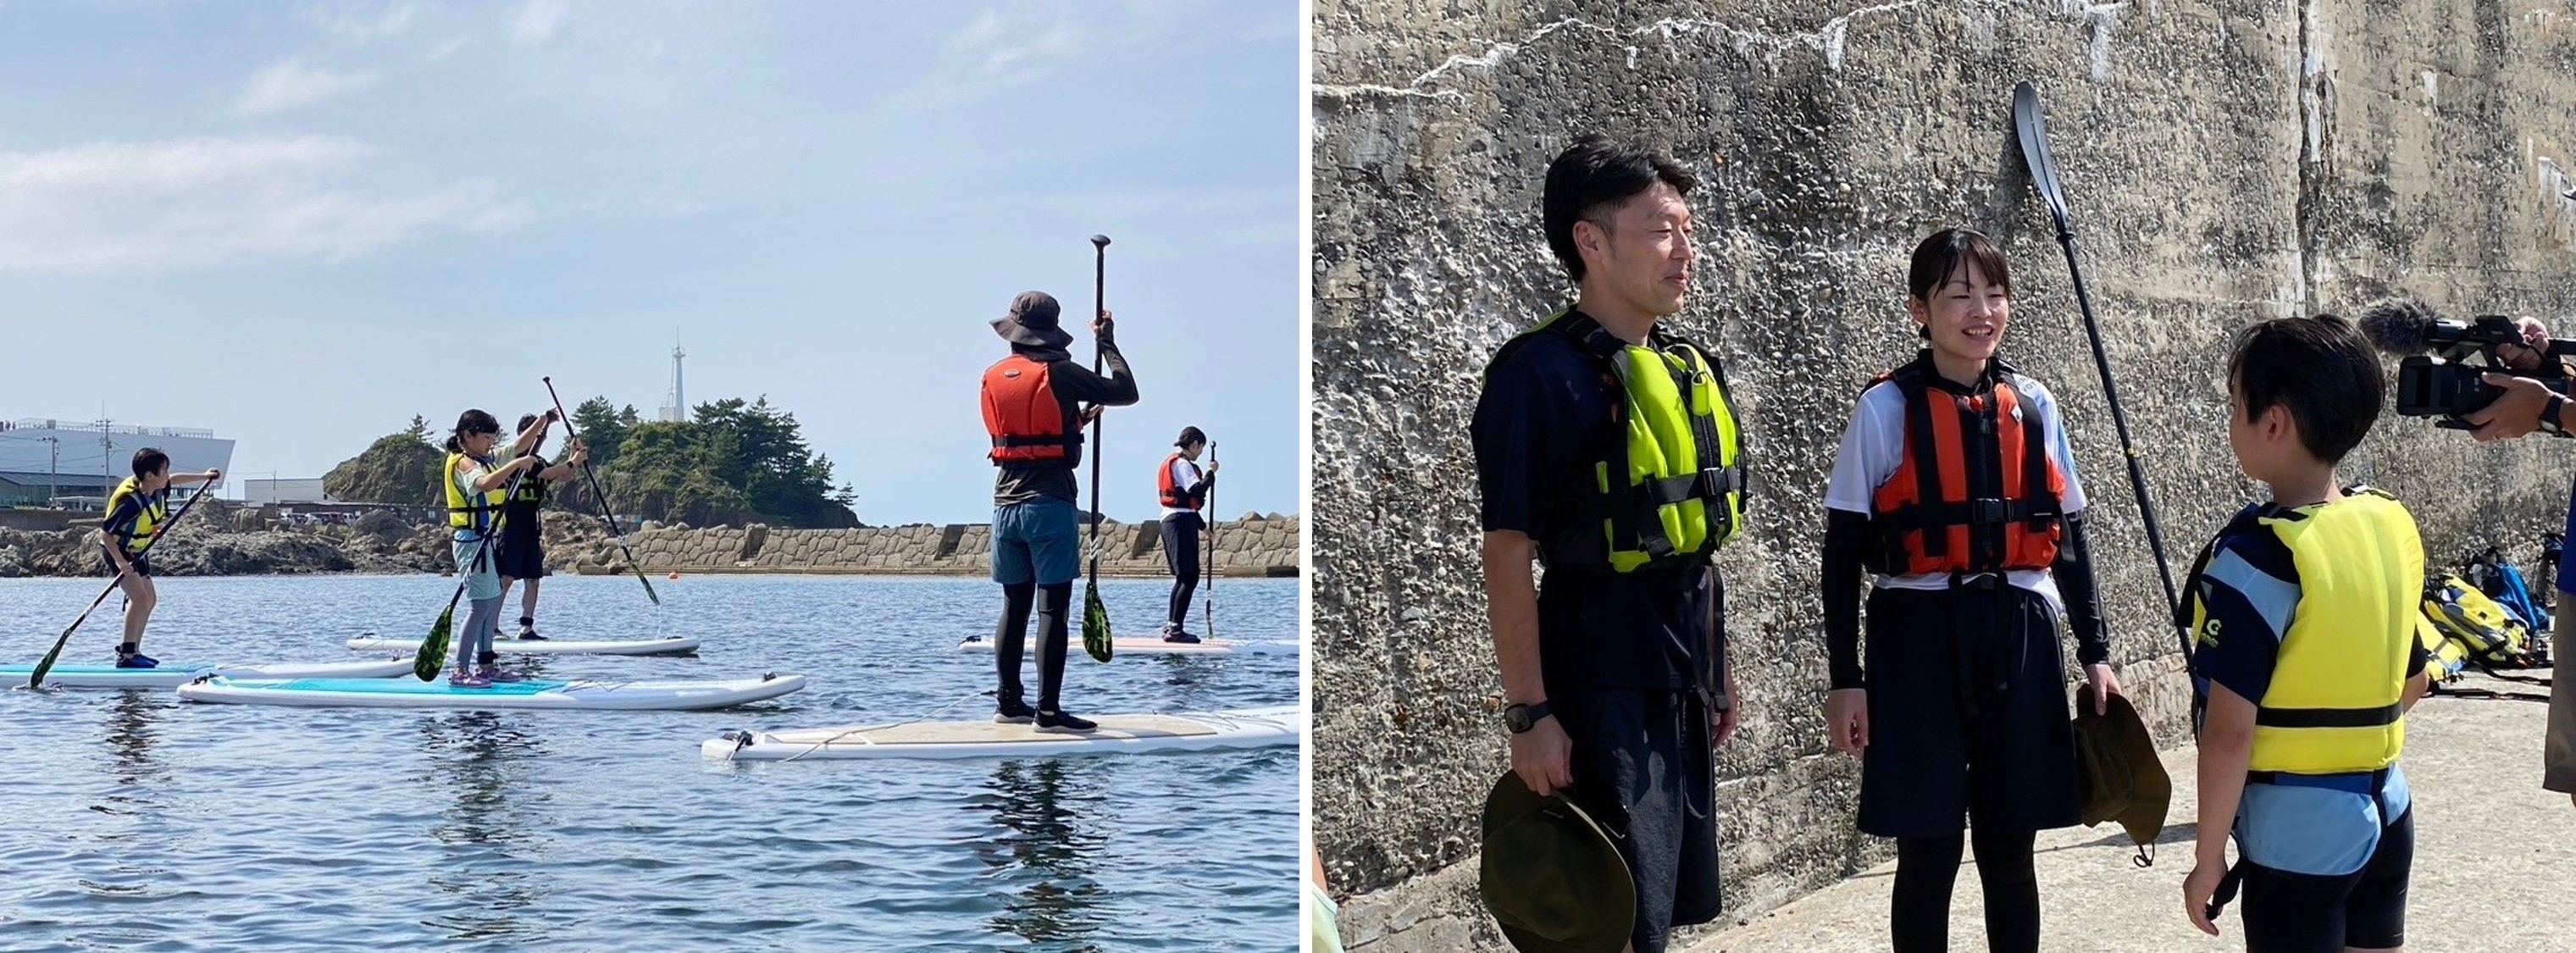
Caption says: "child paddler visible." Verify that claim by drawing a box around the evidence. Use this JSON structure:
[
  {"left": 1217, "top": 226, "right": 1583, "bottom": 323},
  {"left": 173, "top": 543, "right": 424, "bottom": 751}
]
[
  {"left": 442, "top": 408, "right": 554, "bottom": 687},
  {"left": 94, "top": 448, "right": 220, "bottom": 668}
]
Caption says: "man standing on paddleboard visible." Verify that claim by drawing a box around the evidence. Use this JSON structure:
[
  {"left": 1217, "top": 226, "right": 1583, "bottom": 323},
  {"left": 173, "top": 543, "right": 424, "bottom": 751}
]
[
  {"left": 981, "top": 291, "right": 1138, "bottom": 732},
  {"left": 496, "top": 413, "right": 586, "bottom": 642}
]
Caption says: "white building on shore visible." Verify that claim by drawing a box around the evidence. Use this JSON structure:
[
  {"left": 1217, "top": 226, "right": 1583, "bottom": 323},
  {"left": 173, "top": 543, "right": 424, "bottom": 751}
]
[{"left": 0, "top": 418, "right": 235, "bottom": 508}]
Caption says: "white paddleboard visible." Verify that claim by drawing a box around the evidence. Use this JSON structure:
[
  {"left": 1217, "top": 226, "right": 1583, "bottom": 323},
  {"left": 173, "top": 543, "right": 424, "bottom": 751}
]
[
  {"left": 955, "top": 635, "right": 1294, "bottom": 657},
  {"left": 345, "top": 634, "right": 702, "bottom": 657},
  {"left": 705, "top": 704, "right": 1301, "bottom": 761},
  {"left": 178, "top": 673, "right": 805, "bottom": 710},
  {"left": 8, "top": 658, "right": 415, "bottom": 690}
]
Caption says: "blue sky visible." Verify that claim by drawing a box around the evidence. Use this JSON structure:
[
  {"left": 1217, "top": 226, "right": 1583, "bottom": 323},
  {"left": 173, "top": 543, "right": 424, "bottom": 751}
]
[{"left": 0, "top": 1, "right": 1299, "bottom": 524}]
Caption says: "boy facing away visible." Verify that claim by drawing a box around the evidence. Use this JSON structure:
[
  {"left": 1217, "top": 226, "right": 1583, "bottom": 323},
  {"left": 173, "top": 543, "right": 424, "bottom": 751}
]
[{"left": 2180, "top": 313, "right": 2432, "bottom": 953}]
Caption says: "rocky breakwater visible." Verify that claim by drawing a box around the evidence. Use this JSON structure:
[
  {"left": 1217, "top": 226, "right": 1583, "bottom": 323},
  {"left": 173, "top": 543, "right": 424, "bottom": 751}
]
[
  {"left": 0, "top": 508, "right": 616, "bottom": 579},
  {"left": 573, "top": 513, "right": 1303, "bottom": 577}
]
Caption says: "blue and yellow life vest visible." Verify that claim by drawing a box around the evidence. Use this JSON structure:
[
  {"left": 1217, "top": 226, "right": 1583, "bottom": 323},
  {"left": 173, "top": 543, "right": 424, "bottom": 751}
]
[
  {"left": 103, "top": 476, "right": 169, "bottom": 551},
  {"left": 2183, "top": 489, "right": 2420, "bottom": 776},
  {"left": 446, "top": 452, "right": 507, "bottom": 535},
  {"left": 1487, "top": 308, "right": 1748, "bottom": 573}
]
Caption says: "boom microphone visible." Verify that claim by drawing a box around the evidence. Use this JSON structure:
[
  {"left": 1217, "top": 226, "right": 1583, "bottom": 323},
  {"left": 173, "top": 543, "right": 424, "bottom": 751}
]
[{"left": 2355, "top": 297, "right": 2449, "bottom": 355}]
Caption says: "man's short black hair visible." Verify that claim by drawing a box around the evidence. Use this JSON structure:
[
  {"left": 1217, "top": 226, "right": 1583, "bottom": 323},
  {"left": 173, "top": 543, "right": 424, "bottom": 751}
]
[
  {"left": 1543, "top": 134, "right": 1696, "bottom": 284},
  {"left": 131, "top": 448, "right": 169, "bottom": 479},
  {"left": 2228, "top": 313, "right": 2384, "bottom": 463}
]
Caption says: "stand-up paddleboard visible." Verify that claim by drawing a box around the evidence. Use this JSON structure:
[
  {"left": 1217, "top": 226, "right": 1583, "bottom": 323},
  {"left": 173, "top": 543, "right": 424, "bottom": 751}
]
[
  {"left": 705, "top": 705, "right": 1300, "bottom": 761},
  {"left": 345, "top": 634, "right": 701, "bottom": 657},
  {"left": 178, "top": 673, "right": 804, "bottom": 710},
  {"left": 955, "top": 634, "right": 1293, "bottom": 657},
  {"left": 8, "top": 658, "right": 414, "bottom": 690}
]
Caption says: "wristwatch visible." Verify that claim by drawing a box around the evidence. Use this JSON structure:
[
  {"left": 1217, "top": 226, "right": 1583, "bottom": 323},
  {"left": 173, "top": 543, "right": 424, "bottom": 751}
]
[
  {"left": 1503, "top": 700, "right": 1554, "bottom": 734},
  {"left": 2544, "top": 393, "right": 2568, "bottom": 437}
]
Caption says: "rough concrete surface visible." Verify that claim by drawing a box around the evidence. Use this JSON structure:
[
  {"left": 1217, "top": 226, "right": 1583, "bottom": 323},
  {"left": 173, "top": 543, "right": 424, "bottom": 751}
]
[
  {"left": 1311, "top": 1, "right": 2576, "bottom": 949},
  {"left": 1679, "top": 675, "right": 2576, "bottom": 952}
]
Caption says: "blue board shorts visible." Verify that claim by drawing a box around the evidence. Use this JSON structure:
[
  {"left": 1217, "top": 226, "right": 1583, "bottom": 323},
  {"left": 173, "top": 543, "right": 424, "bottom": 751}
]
[
  {"left": 452, "top": 534, "right": 503, "bottom": 601},
  {"left": 992, "top": 498, "right": 1079, "bottom": 586},
  {"left": 2232, "top": 766, "right": 2414, "bottom": 952}
]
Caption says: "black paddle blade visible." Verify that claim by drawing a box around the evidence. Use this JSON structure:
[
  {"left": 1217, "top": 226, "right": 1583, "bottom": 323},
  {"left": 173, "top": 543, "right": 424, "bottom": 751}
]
[
  {"left": 415, "top": 607, "right": 455, "bottom": 681},
  {"left": 1082, "top": 578, "right": 1113, "bottom": 662},
  {"left": 2011, "top": 80, "right": 2071, "bottom": 232},
  {"left": 637, "top": 569, "right": 660, "bottom": 606},
  {"left": 27, "top": 626, "right": 75, "bottom": 690}
]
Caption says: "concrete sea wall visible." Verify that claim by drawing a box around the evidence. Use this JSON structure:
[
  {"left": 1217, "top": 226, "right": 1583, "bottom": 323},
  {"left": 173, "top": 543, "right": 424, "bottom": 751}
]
[{"left": 1311, "top": 2, "right": 2576, "bottom": 948}]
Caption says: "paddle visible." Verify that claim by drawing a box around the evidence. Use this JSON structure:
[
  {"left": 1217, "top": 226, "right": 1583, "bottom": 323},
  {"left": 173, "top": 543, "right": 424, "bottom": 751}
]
[
  {"left": 2011, "top": 81, "right": 2189, "bottom": 664},
  {"left": 540, "top": 376, "right": 660, "bottom": 605},
  {"left": 1082, "top": 234, "right": 1115, "bottom": 663},
  {"left": 415, "top": 426, "right": 549, "bottom": 681},
  {"left": 28, "top": 479, "right": 215, "bottom": 689},
  {"left": 1202, "top": 441, "right": 1217, "bottom": 640}
]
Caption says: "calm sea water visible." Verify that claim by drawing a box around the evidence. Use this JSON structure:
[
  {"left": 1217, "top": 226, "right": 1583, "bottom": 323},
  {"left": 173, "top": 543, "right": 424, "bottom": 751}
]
[{"left": 0, "top": 573, "right": 1300, "bottom": 951}]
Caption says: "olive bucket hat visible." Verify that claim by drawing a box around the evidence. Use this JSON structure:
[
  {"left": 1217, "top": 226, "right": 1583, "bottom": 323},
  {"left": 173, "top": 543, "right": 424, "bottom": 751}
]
[
  {"left": 2073, "top": 684, "right": 2173, "bottom": 865},
  {"left": 1478, "top": 772, "right": 1636, "bottom": 953}
]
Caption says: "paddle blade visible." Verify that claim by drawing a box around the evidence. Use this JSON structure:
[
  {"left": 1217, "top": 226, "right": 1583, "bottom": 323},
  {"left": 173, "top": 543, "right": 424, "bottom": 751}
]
[
  {"left": 637, "top": 569, "right": 661, "bottom": 606},
  {"left": 414, "top": 607, "right": 455, "bottom": 681},
  {"left": 1082, "top": 579, "right": 1113, "bottom": 662},
  {"left": 2010, "top": 80, "right": 2071, "bottom": 230},
  {"left": 27, "top": 631, "right": 73, "bottom": 690}
]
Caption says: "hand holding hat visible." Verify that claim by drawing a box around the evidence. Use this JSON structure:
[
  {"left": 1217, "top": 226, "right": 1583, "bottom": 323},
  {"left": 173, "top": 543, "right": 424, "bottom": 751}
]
[{"left": 1479, "top": 772, "right": 1635, "bottom": 953}]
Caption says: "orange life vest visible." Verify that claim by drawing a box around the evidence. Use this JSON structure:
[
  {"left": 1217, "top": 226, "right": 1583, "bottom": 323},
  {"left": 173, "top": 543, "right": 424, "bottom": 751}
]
[
  {"left": 1865, "top": 353, "right": 2065, "bottom": 575},
  {"left": 1158, "top": 452, "right": 1202, "bottom": 510},
  {"left": 982, "top": 354, "right": 1078, "bottom": 466}
]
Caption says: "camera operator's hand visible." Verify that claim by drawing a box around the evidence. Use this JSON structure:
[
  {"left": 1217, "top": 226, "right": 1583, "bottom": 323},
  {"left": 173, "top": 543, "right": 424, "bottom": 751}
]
[
  {"left": 2496, "top": 318, "right": 2554, "bottom": 372},
  {"left": 2467, "top": 373, "right": 2561, "bottom": 441}
]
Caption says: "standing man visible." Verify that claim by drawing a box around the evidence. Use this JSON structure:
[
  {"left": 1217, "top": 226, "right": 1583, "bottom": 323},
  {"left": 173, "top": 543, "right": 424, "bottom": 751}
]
[
  {"left": 1471, "top": 135, "right": 1748, "bottom": 953},
  {"left": 982, "top": 290, "right": 1138, "bottom": 732},
  {"left": 496, "top": 413, "right": 586, "bottom": 642}
]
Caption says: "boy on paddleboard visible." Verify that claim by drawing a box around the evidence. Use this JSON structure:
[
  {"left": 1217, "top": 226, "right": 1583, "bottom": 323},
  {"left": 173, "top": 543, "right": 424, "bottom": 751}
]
[{"left": 95, "top": 448, "right": 219, "bottom": 668}]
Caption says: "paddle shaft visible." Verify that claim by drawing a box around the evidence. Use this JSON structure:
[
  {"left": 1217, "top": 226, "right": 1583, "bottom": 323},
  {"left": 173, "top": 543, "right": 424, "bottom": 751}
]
[
  {"left": 2014, "top": 82, "right": 2187, "bottom": 661},
  {"left": 540, "top": 376, "right": 661, "bottom": 604},
  {"left": 1203, "top": 442, "right": 1216, "bottom": 637},
  {"left": 28, "top": 481, "right": 216, "bottom": 688},
  {"left": 1088, "top": 239, "right": 1106, "bottom": 563}
]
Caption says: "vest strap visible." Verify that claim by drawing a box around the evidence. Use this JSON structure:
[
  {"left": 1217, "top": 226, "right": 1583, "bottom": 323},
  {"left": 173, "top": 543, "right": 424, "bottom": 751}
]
[{"left": 2253, "top": 703, "right": 2401, "bottom": 729}]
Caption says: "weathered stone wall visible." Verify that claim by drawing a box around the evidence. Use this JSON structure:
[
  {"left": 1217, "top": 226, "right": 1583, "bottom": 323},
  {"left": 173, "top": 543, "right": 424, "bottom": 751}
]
[
  {"left": 1312, "top": 2, "right": 2576, "bottom": 948},
  {"left": 571, "top": 514, "right": 1303, "bottom": 578}
]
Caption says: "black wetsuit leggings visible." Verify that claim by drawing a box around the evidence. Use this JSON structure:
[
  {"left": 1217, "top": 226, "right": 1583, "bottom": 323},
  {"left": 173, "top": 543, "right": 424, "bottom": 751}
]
[
  {"left": 994, "top": 581, "right": 1072, "bottom": 712},
  {"left": 1161, "top": 513, "right": 1203, "bottom": 628},
  {"left": 1892, "top": 827, "right": 2040, "bottom": 953}
]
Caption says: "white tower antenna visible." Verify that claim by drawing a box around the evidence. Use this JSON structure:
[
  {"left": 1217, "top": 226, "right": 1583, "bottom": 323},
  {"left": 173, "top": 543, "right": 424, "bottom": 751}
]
[{"left": 660, "top": 339, "right": 687, "bottom": 423}]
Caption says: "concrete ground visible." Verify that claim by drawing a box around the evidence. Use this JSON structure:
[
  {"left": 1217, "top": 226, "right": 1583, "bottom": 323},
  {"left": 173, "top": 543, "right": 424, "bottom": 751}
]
[{"left": 1682, "top": 673, "right": 2575, "bottom": 953}]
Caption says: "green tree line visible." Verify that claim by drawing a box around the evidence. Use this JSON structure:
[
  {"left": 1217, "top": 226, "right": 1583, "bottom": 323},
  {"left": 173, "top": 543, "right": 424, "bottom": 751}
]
[{"left": 324, "top": 397, "right": 860, "bottom": 529}]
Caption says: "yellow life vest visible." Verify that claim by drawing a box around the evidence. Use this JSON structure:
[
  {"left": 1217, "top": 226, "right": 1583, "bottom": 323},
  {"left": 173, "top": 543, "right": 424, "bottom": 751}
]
[
  {"left": 1485, "top": 308, "right": 1748, "bottom": 573},
  {"left": 104, "top": 476, "right": 169, "bottom": 551},
  {"left": 2185, "top": 489, "right": 2420, "bottom": 776},
  {"left": 446, "top": 452, "right": 507, "bottom": 535}
]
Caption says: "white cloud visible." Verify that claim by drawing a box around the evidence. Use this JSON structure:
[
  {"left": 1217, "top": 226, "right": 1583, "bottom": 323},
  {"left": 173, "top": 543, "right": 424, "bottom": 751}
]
[
  {"left": 236, "top": 59, "right": 379, "bottom": 115},
  {"left": 0, "top": 136, "right": 529, "bottom": 273},
  {"left": 512, "top": 0, "right": 568, "bottom": 45},
  {"left": 303, "top": 3, "right": 416, "bottom": 43}
]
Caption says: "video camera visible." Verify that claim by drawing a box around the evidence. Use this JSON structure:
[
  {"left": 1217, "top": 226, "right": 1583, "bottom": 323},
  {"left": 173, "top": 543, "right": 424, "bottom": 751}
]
[{"left": 2357, "top": 299, "right": 2575, "bottom": 429}]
